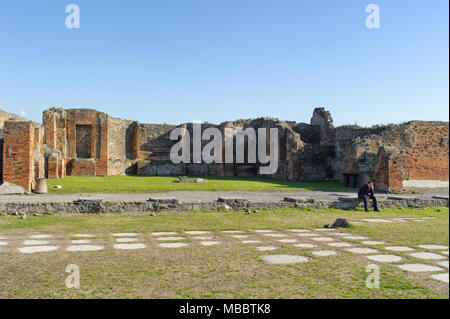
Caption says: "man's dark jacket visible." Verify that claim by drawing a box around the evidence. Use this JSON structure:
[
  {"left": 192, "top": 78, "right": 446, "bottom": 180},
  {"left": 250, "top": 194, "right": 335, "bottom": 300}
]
[{"left": 358, "top": 184, "right": 374, "bottom": 197}]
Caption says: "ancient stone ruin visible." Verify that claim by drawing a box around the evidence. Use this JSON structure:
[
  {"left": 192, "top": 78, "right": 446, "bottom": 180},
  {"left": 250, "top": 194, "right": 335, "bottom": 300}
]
[{"left": 0, "top": 107, "right": 448, "bottom": 193}]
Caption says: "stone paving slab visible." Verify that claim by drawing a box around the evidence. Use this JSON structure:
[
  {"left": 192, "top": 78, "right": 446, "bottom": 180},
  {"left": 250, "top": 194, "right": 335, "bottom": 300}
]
[
  {"left": 24, "top": 240, "right": 50, "bottom": 246},
  {"left": 362, "top": 241, "right": 385, "bottom": 245},
  {"left": 192, "top": 236, "right": 213, "bottom": 240},
  {"left": 417, "top": 245, "right": 449, "bottom": 250},
  {"left": 398, "top": 264, "right": 444, "bottom": 272},
  {"left": 310, "top": 237, "right": 334, "bottom": 242},
  {"left": 2, "top": 228, "right": 449, "bottom": 289},
  {"left": 156, "top": 237, "right": 185, "bottom": 241},
  {"left": 113, "top": 233, "right": 138, "bottom": 237},
  {"left": 409, "top": 252, "right": 446, "bottom": 260},
  {"left": 312, "top": 250, "right": 337, "bottom": 256},
  {"left": 256, "top": 246, "right": 277, "bottom": 251},
  {"left": 116, "top": 238, "right": 139, "bottom": 242},
  {"left": 18, "top": 246, "right": 59, "bottom": 253},
  {"left": 366, "top": 254, "right": 403, "bottom": 263},
  {"left": 342, "top": 236, "right": 367, "bottom": 240},
  {"left": 347, "top": 248, "right": 378, "bottom": 254},
  {"left": 200, "top": 241, "right": 221, "bottom": 246},
  {"left": 430, "top": 273, "right": 449, "bottom": 283},
  {"left": 113, "top": 243, "right": 146, "bottom": 250},
  {"left": 385, "top": 246, "right": 415, "bottom": 252},
  {"left": 361, "top": 219, "right": 392, "bottom": 223},
  {"left": 232, "top": 235, "right": 250, "bottom": 238},
  {"left": 260, "top": 254, "right": 309, "bottom": 264},
  {"left": 67, "top": 245, "right": 104, "bottom": 252},
  {"left": 30, "top": 234, "right": 53, "bottom": 239},
  {"left": 242, "top": 240, "right": 261, "bottom": 244},
  {"left": 71, "top": 239, "right": 92, "bottom": 244}
]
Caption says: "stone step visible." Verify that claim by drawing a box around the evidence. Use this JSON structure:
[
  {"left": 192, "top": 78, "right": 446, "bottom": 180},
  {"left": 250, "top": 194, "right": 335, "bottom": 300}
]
[{"left": 432, "top": 195, "right": 449, "bottom": 200}]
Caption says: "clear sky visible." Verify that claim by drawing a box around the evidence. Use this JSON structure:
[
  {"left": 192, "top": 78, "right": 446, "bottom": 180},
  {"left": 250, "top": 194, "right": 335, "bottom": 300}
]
[{"left": 1, "top": 0, "right": 448, "bottom": 126}]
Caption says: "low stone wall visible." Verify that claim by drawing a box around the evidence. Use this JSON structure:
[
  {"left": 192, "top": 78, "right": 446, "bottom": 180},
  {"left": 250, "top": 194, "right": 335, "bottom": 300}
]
[{"left": 0, "top": 196, "right": 447, "bottom": 215}]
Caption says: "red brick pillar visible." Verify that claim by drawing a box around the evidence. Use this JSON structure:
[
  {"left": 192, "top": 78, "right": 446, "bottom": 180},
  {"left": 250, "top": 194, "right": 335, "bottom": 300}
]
[
  {"left": 47, "top": 156, "right": 59, "bottom": 179},
  {"left": 131, "top": 121, "right": 141, "bottom": 160},
  {"left": 3, "top": 121, "right": 35, "bottom": 192},
  {"left": 95, "top": 115, "right": 109, "bottom": 176}
]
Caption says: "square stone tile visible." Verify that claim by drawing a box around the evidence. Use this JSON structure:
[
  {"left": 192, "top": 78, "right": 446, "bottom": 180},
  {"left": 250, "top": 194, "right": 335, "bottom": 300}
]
[
  {"left": 260, "top": 254, "right": 309, "bottom": 264},
  {"left": 409, "top": 252, "right": 446, "bottom": 260},
  {"left": 398, "top": 263, "right": 444, "bottom": 272}
]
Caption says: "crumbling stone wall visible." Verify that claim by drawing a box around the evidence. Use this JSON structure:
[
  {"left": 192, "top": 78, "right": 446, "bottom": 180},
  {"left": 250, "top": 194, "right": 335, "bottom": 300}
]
[
  {"left": 43, "top": 108, "right": 110, "bottom": 177},
  {"left": 310, "top": 108, "right": 335, "bottom": 145},
  {"left": 330, "top": 121, "right": 449, "bottom": 191},
  {"left": 404, "top": 122, "right": 449, "bottom": 180},
  {"left": 135, "top": 119, "right": 306, "bottom": 179},
  {"left": 139, "top": 124, "right": 175, "bottom": 159},
  {"left": 2, "top": 107, "right": 448, "bottom": 192},
  {"left": 106, "top": 117, "right": 136, "bottom": 175},
  {"left": 107, "top": 117, "right": 134, "bottom": 160}
]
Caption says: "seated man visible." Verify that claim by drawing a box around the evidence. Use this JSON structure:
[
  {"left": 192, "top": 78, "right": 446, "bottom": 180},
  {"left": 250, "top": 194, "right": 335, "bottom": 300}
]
[{"left": 358, "top": 181, "right": 380, "bottom": 212}]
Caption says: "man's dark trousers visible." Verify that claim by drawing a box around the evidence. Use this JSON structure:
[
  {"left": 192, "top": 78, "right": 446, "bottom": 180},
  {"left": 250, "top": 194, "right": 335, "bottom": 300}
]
[{"left": 359, "top": 194, "right": 378, "bottom": 211}]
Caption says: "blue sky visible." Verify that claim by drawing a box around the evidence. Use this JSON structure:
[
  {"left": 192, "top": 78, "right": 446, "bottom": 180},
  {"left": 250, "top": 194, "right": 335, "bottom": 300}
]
[{"left": 0, "top": 0, "right": 448, "bottom": 126}]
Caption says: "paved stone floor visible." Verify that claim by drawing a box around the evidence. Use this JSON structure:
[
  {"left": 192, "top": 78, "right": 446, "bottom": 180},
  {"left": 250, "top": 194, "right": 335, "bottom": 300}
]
[{"left": 1, "top": 222, "right": 448, "bottom": 284}]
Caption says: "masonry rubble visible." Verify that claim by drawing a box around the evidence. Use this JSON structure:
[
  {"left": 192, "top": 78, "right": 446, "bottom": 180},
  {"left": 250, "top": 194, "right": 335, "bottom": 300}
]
[
  {"left": 0, "top": 107, "right": 448, "bottom": 193},
  {"left": 0, "top": 195, "right": 447, "bottom": 215}
]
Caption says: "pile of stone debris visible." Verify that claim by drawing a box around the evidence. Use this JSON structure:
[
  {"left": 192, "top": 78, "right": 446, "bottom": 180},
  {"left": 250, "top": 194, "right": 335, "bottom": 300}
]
[{"left": 176, "top": 176, "right": 208, "bottom": 183}]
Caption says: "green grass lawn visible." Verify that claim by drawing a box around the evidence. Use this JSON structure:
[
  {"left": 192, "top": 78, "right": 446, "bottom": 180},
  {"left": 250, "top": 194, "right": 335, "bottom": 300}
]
[
  {"left": 46, "top": 175, "right": 349, "bottom": 194},
  {"left": 0, "top": 207, "right": 448, "bottom": 299}
]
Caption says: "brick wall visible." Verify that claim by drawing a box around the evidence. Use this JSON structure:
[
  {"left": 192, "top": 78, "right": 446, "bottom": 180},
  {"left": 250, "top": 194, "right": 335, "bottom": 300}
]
[
  {"left": 42, "top": 108, "right": 110, "bottom": 177},
  {"left": 385, "top": 122, "right": 450, "bottom": 190},
  {"left": 96, "top": 114, "right": 109, "bottom": 175},
  {"left": 2, "top": 121, "right": 34, "bottom": 192},
  {"left": 47, "top": 156, "right": 59, "bottom": 179},
  {"left": 404, "top": 123, "right": 449, "bottom": 181},
  {"left": 71, "top": 158, "right": 96, "bottom": 176},
  {"left": 36, "top": 108, "right": 449, "bottom": 189}
]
